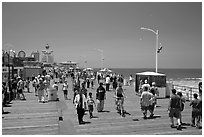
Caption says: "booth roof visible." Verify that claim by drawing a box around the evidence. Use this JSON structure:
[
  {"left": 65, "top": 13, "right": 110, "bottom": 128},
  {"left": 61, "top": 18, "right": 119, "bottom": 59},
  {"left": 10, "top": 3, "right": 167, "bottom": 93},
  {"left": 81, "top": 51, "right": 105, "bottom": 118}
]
[{"left": 136, "top": 71, "right": 165, "bottom": 76}]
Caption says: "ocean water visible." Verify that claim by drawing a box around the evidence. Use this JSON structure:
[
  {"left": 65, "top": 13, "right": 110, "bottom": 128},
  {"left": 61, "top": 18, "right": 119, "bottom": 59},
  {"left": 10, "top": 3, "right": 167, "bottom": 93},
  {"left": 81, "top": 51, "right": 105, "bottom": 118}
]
[
  {"left": 108, "top": 68, "right": 202, "bottom": 88},
  {"left": 93, "top": 68, "right": 202, "bottom": 87},
  {"left": 92, "top": 68, "right": 202, "bottom": 89},
  {"left": 105, "top": 68, "right": 201, "bottom": 80}
]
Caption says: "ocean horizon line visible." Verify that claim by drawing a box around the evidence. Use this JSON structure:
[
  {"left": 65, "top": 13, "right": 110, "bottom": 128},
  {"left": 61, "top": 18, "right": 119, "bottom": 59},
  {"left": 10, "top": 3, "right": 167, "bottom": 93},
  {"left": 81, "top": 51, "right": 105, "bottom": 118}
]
[{"left": 90, "top": 68, "right": 202, "bottom": 70}]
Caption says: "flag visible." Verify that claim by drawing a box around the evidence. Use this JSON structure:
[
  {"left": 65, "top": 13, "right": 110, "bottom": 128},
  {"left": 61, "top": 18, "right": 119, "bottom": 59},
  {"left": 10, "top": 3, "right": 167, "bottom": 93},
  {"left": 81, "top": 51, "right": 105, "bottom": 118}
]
[{"left": 157, "top": 46, "right": 162, "bottom": 53}]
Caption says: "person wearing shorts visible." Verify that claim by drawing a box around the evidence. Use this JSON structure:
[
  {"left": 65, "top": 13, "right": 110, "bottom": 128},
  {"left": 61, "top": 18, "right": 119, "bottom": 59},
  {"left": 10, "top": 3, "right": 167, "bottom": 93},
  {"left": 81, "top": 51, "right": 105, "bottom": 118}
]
[
  {"left": 140, "top": 86, "right": 153, "bottom": 119},
  {"left": 190, "top": 93, "right": 202, "bottom": 128},
  {"left": 87, "top": 92, "right": 96, "bottom": 118},
  {"left": 168, "top": 89, "right": 182, "bottom": 130}
]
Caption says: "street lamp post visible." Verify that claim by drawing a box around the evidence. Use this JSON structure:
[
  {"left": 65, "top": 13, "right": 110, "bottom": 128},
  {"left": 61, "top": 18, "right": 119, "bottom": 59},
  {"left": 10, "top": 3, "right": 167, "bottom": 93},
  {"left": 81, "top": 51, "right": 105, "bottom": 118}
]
[
  {"left": 140, "top": 27, "right": 159, "bottom": 73},
  {"left": 84, "top": 60, "right": 87, "bottom": 68},
  {"left": 82, "top": 55, "right": 87, "bottom": 68},
  {"left": 7, "top": 49, "right": 15, "bottom": 92},
  {"left": 11, "top": 50, "right": 16, "bottom": 79}
]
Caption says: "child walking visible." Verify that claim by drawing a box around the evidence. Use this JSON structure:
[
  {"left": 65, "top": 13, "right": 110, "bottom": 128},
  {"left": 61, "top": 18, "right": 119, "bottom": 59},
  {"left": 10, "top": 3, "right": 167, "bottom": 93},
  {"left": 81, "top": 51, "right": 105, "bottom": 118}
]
[{"left": 87, "top": 92, "right": 96, "bottom": 118}]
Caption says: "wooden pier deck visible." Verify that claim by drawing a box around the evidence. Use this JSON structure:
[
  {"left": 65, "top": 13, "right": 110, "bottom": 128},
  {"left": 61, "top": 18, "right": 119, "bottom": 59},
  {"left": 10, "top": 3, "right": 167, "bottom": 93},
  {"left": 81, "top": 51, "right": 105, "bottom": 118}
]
[{"left": 2, "top": 78, "right": 202, "bottom": 135}]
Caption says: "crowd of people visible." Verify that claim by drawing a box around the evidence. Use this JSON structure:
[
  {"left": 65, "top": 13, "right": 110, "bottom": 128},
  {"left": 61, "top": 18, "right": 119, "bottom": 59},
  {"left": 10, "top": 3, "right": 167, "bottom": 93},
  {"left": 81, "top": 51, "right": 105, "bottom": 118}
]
[
  {"left": 140, "top": 80, "right": 159, "bottom": 119},
  {"left": 2, "top": 76, "right": 28, "bottom": 113},
  {"left": 70, "top": 71, "right": 129, "bottom": 124},
  {"left": 139, "top": 79, "right": 202, "bottom": 130},
  {"left": 71, "top": 73, "right": 202, "bottom": 129},
  {"left": 2, "top": 69, "right": 202, "bottom": 131}
]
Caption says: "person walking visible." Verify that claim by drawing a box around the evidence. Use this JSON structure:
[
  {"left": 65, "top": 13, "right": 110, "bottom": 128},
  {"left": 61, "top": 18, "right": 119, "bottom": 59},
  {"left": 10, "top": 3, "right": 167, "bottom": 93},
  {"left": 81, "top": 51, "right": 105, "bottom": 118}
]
[
  {"left": 87, "top": 92, "right": 96, "bottom": 118},
  {"left": 112, "top": 77, "right": 118, "bottom": 92},
  {"left": 73, "top": 80, "right": 80, "bottom": 104},
  {"left": 25, "top": 77, "right": 30, "bottom": 93},
  {"left": 177, "top": 92, "right": 185, "bottom": 125},
  {"left": 81, "top": 83, "right": 88, "bottom": 110},
  {"left": 62, "top": 80, "right": 68, "bottom": 100},
  {"left": 129, "top": 75, "right": 133, "bottom": 86},
  {"left": 105, "top": 75, "right": 110, "bottom": 91},
  {"left": 33, "top": 77, "right": 38, "bottom": 96},
  {"left": 43, "top": 78, "right": 48, "bottom": 102},
  {"left": 81, "top": 83, "right": 88, "bottom": 98},
  {"left": 17, "top": 77, "right": 26, "bottom": 100},
  {"left": 118, "top": 75, "right": 124, "bottom": 85},
  {"left": 96, "top": 82, "right": 106, "bottom": 112},
  {"left": 37, "top": 78, "right": 46, "bottom": 103},
  {"left": 115, "top": 83, "right": 126, "bottom": 116},
  {"left": 86, "top": 78, "right": 90, "bottom": 89},
  {"left": 52, "top": 81, "right": 59, "bottom": 91},
  {"left": 2, "top": 82, "right": 8, "bottom": 107},
  {"left": 138, "top": 80, "right": 144, "bottom": 95},
  {"left": 140, "top": 86, "right": 153, "bottom": 119},
  {"left": 97, "top": 74, "right": 101, "bottom": 84},
  {"left": 149, "top": 88, "right": 156, "bottom": 118},
  {"left": 150, "top": 82, "right": 159, "bottom": 107},
  {"left": 74, "top": 89, "right": 86, "bottom": 124},
  {"left": 190, "top": 93, "right": 202, "bottom": 129},
  {"left": 141, "top": 79, "right": 151, "bottom": 93},
  {"left": 11, "top": 78, "right": 18, "bottom": 100},
  {"left": 198, "top": 82, "right": 202, "bottom": 100},
  {"left": 168, "top": 89, "right": 182, "bottom": 130},
  {"left": 91, "top": 79, "right": 94, "bottom": 89}
]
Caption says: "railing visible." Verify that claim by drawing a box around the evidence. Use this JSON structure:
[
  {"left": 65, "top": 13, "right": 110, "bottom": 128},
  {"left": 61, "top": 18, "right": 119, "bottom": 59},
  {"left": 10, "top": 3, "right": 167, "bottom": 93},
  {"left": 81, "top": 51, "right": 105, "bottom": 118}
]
[{"left": 173, "top": 84, "right": 199, "bottom": 101}]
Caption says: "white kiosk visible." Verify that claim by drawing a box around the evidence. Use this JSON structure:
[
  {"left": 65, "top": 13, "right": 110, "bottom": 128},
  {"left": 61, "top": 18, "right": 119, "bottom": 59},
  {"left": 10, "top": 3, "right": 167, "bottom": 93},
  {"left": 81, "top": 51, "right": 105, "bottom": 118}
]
[{"left": 135, "top": 71, "right": 170, "bottom": 98}]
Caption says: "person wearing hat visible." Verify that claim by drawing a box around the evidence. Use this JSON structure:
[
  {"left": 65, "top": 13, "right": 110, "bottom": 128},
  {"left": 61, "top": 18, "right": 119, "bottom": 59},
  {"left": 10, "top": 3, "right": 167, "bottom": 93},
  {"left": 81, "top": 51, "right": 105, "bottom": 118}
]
[{"left": 96, "top": 82, "right": 106, "bottom": 112}]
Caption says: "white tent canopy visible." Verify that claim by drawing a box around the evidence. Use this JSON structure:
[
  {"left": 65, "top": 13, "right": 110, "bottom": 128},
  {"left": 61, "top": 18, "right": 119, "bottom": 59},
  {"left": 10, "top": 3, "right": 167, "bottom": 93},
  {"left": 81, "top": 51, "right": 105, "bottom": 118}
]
[
  {"left": 83, "top": 68, "right": 93, "bottom": 71},
  {"left": 136, "top": 71, "right": 165, "bottom": 76},
  {"left": 99, "top": 68, "right": 112, "bottom": 72}
]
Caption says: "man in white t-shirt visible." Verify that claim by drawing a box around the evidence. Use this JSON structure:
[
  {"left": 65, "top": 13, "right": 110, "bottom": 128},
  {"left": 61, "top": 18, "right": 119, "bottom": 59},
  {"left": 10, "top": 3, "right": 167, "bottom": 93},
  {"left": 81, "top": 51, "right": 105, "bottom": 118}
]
[
  {"left": 140, "top": 86, "right": 153, "bottom": 119},
  {"left": 105, "top": 75, "right": 110, "bottom": 91},
  {"left": 62, "top": 80, "right": 68, "bottom": 100}
]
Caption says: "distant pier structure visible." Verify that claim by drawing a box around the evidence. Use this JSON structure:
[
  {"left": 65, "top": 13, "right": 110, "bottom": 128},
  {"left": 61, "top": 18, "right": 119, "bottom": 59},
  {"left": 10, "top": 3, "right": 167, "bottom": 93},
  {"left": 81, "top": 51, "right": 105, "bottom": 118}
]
[
  {"left": 31, "top": 51, "right": 40, "bottom": 61},
  {"left": 41, "top": 44, "right": 54, "bottom": 64}
]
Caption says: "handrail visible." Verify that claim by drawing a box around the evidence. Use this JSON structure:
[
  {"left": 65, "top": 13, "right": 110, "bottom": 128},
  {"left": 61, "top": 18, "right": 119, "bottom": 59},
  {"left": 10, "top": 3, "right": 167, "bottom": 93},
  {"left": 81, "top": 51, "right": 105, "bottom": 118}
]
[{"left": 173, "top": 84, "right": 199, "bottom": 101}]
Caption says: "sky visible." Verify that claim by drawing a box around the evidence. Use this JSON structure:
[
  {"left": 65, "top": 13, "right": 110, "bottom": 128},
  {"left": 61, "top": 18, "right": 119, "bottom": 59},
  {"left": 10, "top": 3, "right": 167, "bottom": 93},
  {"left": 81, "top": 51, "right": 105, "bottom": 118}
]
[{"left": 2, "top": 2, "right": 202, "bottom": 69}]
